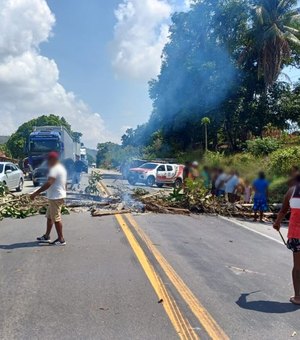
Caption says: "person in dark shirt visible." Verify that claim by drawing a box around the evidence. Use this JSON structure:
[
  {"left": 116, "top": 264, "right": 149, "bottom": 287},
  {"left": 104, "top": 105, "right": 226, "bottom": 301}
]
[
  {"left": 72, "top": 155, "right": 85, "bottom": 190},
  {"left": 183, "top": 161, "right": 191, "bottom": 192}
]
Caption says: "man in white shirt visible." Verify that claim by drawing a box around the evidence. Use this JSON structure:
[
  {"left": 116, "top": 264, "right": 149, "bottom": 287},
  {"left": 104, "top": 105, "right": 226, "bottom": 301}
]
[{"left": 30, "top": 151, "right": 67, "bottom": 246}]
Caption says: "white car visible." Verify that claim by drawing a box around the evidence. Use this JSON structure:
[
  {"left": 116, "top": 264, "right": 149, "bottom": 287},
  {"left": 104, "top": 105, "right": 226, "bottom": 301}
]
[
  {"left": 127, "top": 162, "right": 184, "bottom": 188},
  {"left": 0, "top": 162, "right": 24, "bottom": 192}
]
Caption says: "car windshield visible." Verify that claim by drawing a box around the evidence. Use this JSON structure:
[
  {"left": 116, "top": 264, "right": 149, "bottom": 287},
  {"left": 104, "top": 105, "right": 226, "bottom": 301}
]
[
  {"left": 139, "top": 163, "right": 158, "bottom": 170},
  {"left": 0, "top": 164, "right": 3, "bottom": 173},
  {"left": 29, "top": 140, "right": 60, "bottom": 153}
]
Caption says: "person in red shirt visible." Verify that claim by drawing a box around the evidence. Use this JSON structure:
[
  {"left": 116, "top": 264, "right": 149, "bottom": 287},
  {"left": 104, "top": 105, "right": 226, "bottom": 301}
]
[{"left": 273, "top": 174, "right": 300, "bottom": 305}]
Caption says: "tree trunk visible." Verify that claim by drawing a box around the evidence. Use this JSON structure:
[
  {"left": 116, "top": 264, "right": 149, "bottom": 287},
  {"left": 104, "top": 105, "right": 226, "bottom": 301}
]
[{"left": 205, "top": 125, "right": 208, "bottom": 151}]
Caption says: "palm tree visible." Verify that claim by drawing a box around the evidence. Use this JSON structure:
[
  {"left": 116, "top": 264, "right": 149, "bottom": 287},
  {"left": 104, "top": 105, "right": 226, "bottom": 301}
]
[
  {"left": 252, "top": 0, "right": 300, "bottom": 87},
  {"left": 201, "top": 117, "right": 211, "bottom": 151}
]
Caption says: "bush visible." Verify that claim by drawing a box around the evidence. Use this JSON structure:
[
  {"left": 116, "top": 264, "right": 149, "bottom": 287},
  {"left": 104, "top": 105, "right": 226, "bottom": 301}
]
[
  {"left": 269, "top": 147, "right": 300, "bottom": 176},
  {"left": 203, "top": 151, "right": 226, "bottom": 167},
  {"left": 247, "top": 137, "right": 280, "bottom": 156},
  {"left": 269, "top": 177, "right": 288, "bottom": 203}
]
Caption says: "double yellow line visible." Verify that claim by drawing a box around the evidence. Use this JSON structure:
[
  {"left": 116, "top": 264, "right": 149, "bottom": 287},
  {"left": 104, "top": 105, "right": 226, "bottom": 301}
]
[
  {"left": 101, "top": 178, "right": 228, "bottom": 339},
  {"left": 125, "top": 214, "right": 228, "bottom": 340},
  {"left": 116, "top": 214, "right": 198, "bottom": 340}
]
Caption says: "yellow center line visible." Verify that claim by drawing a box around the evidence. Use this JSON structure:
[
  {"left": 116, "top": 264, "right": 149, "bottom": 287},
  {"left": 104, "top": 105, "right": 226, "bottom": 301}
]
[
  {"left": 115, "top": 214, "right": 199, "bottom": 340},
  {"left": 125, "top": 214, "right": 229, "bottom": 340}
]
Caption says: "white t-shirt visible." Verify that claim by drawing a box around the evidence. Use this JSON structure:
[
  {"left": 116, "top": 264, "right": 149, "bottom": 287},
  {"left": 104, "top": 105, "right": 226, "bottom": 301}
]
[
  {"left": 47, "top": 163, "right": 67, "bottom": 200},
  {"left": 225, "top": 175, "right": 239, "bottom": 194}
]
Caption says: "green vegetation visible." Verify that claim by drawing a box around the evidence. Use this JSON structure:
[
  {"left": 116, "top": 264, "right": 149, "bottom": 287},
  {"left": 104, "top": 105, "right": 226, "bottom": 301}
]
[
  {"left": 121, "top": 0, "right": 300, "bottom": 154},
  {"left": 269, "top": 146, "right": 300, "bottom": 176},
  {"left": 246, "top": 137, "right": 281, "bottom": 156}
]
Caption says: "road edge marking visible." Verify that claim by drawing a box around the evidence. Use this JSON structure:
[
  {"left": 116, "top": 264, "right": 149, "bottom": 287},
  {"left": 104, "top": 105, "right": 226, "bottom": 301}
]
[
  {"left": 218, "top": 216, "right": 283, "bottom": 245},
  {"left": 115, "top": 214, "right": 198, "bottom": 340},
  {"left": 125, "top": 214, "right": 229, "bottom": 340}
]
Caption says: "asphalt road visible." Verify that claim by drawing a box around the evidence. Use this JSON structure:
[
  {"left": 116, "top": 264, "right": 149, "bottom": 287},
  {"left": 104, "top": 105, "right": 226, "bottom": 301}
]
[
  {"left": 1, "top": 170, "right": 299, "bottom": 339},
  {"left": 99, "top": 169, "right": 173, "bottom": 195}
]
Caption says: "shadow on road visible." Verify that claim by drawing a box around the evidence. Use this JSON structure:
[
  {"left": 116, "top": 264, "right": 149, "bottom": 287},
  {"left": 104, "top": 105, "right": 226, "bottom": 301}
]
[
  {"left": 236, "top": 293, "right": 300, "bottom": 313},
  {"left": 0, "top": 242, "right": 43, "bottom": 250},
  {"left": 101, "top": 174, "right": 123, "bottom": 180}
]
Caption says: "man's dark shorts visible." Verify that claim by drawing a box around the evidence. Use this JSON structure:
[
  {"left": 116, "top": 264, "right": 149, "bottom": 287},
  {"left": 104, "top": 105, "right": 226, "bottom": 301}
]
[{"left": 287, "top": 239, "right": 300, "bottom": 253}]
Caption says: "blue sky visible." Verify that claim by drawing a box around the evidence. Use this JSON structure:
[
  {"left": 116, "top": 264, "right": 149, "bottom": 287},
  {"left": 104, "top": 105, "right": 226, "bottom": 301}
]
[{"left": 42, "top": 0, "right": 153, "bottom": 142}]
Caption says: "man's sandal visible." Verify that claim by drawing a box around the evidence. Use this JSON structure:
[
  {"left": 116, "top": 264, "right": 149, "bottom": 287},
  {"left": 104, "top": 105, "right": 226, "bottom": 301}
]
[{"left": 290, "top": 297, "right": 300, "bottom": 305}]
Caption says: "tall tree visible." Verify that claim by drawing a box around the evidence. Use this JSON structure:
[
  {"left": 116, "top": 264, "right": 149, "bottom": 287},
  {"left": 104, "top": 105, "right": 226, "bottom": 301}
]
[
  {"left": 201, "top": 117, "right": 211, "bottom": 151},
  {"left": 251, "top": 0, "right": 300, "bottom": 87}
]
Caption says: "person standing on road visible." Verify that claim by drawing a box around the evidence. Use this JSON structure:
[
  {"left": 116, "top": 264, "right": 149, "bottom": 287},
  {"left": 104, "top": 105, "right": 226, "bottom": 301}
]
[
  {"left": 72, "top": 155, "right": 85, "bottom": 190},
  {"left": 225, "top": 170, "right": 239, "bottom": 203},
  {"left": 190, "top": 161, "right": 200, "bottom": 180},
  {"left": 201, "top": 166, "right": 211, "bottom": 190},
  {"left": 273, "top": 174, "right": 300, "bottom": 305},
  {"left": 183, "top": 161, "right": 191, "bottom": 192},
  {"left": 252, "top": 171, "right": 269, "bottom": 222},
  {"left": 30, "top": 152, "right": 67, "bottom": 246},
  {"left": 215, "top": 168, "right": 227, "bottom": 197}
]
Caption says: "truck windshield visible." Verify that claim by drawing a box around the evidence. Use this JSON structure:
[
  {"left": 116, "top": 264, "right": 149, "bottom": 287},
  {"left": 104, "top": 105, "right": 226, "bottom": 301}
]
[
  {"left": 139, "top": 163, "right": 158, "bottom": 169},
  {"left": 30, "top": 140, "right": 60, "bottom": 153}
]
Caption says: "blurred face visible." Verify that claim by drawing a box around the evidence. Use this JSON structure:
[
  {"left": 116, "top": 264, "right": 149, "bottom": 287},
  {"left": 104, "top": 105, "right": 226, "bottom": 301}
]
[{"left": 48, "top": 157, "right": 57, "bottom": 167}]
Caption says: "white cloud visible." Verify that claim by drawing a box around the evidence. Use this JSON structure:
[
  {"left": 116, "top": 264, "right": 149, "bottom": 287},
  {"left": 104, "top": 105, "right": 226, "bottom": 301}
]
[
  {"left": 0, "top": 0, "right": 112, "bottom": 148},
  {"left": 112, "top": 0, "right": 172, "bottom": 80}
]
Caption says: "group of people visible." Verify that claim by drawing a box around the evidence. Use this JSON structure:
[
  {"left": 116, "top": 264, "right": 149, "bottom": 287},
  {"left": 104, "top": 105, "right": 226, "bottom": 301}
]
[
  {"left": 183, "top": 162, "right": 269, "bottom": 220},
  {"left": 183, "top": 163, "right": 300, "bottom": 226}
]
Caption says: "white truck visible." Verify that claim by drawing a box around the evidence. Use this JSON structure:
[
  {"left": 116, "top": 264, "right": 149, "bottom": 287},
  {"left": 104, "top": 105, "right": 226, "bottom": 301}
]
[{"left": 127, "top": 162, "right": 184, "bottom": 188}]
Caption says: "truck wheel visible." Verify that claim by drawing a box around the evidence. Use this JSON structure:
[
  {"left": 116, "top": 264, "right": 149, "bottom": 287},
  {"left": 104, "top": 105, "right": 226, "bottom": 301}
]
[
  {"left": 128, "top": 174, "right": 137, "bottom": 185},
  {"left": 156, "top": 183, "right": 164, "bottom": 188},
  {"left": 174, "top": 178, "right": 183, "bottom": 189},
  {"left": 16, "top": 179, "right": 24, "bottom": 192},
  {"left": 146, "top": 176, "right": 155, "bottom": 187}
]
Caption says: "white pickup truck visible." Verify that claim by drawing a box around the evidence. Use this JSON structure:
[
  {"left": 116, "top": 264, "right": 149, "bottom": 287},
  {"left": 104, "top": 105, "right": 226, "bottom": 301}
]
[{"left": 127, "top": 162, "right": 184, "bottom": 188}]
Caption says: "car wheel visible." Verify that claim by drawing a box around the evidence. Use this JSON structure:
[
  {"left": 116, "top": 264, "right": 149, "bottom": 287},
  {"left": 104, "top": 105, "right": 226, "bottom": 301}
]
[
  {"left": 146, "top": 176, "right": 155, "bottom": 187},
  {"left": 156, "top": 183, "right": 164, "bottom": 188},
  {"left": 128, "top": 174, "right": 137, "bottom": 185},
  {"left": 33, "top": 181, "right": 39, "bottom": 187},
  {"left": 16, "top": 179, "right": 24, "bottom": 192},
  {"left": 174, "top": 178, "right": 183, "bottom": 189}
]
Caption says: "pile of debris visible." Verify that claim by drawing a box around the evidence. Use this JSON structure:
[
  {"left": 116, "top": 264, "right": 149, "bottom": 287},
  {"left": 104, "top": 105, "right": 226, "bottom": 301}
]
[
  {"left": 132, "top": 188, "right": 282, "bottom": 221},
  {"left": 0, "top": 182, "right": 70, "bottom": 220},
  {"left": 0, "top": 183, "right": 47, "bottom": 220},
  {"left": 86, "top": 173, "right": 282, "bottom": 221}
]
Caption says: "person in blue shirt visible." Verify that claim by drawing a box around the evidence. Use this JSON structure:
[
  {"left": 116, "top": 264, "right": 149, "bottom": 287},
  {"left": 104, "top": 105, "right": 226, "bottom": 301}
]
[{"left": 252, "top": 171, "right": 269, "bottom": 222}]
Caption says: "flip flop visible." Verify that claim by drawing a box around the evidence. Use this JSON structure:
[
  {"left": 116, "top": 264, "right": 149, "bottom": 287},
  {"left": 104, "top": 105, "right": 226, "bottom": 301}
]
[{"left": 290, "top": 297, "right": 300, "bottom": 305}]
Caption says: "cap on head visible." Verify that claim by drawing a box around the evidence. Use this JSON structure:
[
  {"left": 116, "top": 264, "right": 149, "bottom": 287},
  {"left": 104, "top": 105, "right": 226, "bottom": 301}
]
[{"left": 48, "top": 151, "right": 59, "bottom": 161}]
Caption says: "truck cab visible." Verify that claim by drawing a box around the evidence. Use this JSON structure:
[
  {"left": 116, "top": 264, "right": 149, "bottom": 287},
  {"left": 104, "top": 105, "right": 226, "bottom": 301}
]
[
  {"left": 28, "top": 130, "right": 62, "bottom": 170},
  {"left": 27, "top": 126, "right": 79, "bottom": 172}
]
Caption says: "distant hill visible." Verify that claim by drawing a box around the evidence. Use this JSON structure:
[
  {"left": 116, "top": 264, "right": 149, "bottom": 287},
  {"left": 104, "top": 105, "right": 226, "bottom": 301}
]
[{"left": 0, "top": 136, "right": 9, "bottom": 145}]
